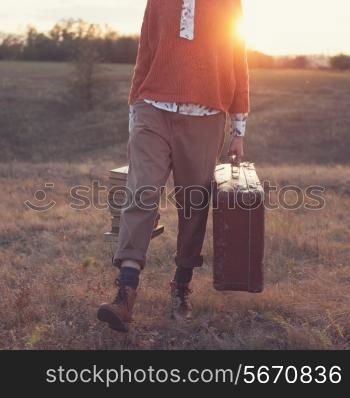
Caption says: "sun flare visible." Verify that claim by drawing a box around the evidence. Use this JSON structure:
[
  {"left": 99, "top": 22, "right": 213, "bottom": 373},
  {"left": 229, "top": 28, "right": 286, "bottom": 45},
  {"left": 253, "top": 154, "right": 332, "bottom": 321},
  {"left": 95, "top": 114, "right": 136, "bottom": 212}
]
[
  {"left": 235, "top": 0, "right": 350, "bottom": 55},
  {"left": 236, "top": 16, "right": 248, "bottom": 42}
]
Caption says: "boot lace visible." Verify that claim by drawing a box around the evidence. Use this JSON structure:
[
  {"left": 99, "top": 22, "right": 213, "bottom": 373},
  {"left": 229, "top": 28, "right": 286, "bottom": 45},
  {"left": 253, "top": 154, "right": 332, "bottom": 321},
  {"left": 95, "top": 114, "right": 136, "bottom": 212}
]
[
  {"left": 174, "top": 284, "right": 192, "bottom": 306},
  {"left": 113, "top": 278, "right": 128, "bottom": 304}
]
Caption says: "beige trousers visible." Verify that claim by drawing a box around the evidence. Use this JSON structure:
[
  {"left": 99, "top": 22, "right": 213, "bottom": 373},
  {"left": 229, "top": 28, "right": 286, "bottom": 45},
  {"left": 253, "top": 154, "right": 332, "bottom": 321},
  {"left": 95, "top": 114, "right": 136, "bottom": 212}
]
[{"left": 113, "top": 100, "right": 226, "bottom": 269}]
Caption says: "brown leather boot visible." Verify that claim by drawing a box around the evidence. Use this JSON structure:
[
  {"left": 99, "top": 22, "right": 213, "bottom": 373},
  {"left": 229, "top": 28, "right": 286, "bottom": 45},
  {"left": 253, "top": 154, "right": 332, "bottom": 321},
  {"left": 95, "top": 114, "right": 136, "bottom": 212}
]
[
  {"left": 170, "top": 281, "right": 193, "bottom": 321},
  {"left": 97, "top": 281, "right": 137, "bottom": 332}
]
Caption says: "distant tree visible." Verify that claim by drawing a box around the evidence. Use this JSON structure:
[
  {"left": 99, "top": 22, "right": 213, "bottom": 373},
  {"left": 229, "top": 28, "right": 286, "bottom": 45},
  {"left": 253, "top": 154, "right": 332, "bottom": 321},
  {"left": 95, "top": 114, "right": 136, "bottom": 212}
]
[
  {"left": 49, "top": 19, "right": 90, "bottom": 61},
  {"left": 330, "top": 54, "right": 350, "bottom": 70},
  {"left": 248, "top": 50, "right": 275, "bottom": 68},
  {"left": 113, "top": 36, "right": 138, "bottom": 63},
  {"left": 68, "top": 41, "right": 103, "bottom": 110},
  {"left": 291, "top": 56, "right": 309, "bottom": 69},
  {"left": 0, "top": 33, "right": 23, "bottom": 60},
  {"left": 22, "top": 25, "right": 58, "bottom": 61},
  {"left": 276, "top": 55, "right": 309, "bottom": 69}
]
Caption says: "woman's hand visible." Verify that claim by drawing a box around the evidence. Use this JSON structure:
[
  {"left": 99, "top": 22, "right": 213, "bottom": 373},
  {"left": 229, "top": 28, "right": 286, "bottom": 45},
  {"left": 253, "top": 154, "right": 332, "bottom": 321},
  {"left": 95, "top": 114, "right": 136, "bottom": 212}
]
[{"left": 228, "top": 136, "right": 244, "bottom": 162}]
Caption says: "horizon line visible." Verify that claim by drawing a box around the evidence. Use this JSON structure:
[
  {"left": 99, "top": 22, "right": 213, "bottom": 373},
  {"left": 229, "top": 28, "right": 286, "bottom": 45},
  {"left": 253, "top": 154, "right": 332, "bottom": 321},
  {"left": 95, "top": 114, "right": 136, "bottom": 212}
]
[{"left": 0, "top": 25, "right": 349, "bottom": 58}]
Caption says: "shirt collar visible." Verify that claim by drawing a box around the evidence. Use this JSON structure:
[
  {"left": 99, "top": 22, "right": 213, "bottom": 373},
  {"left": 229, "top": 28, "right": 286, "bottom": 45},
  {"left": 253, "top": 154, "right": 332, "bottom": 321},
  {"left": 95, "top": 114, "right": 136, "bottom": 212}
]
[{"left": 180, "top": 0, "right": 195, "bottom": 40}]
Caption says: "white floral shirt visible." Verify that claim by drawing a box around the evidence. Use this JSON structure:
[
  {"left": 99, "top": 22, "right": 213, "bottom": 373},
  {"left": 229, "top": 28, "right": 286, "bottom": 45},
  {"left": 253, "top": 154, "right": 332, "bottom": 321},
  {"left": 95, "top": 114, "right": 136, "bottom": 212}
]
[{"left": 140, "top": 0, "right": 248, "bottom": 137}]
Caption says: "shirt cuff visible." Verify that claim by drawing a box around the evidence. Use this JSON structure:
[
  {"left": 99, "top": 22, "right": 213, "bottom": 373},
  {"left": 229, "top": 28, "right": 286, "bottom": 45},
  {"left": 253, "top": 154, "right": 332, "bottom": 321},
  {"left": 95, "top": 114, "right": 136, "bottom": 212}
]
[{"left": 229, "top": 113, "right": 248, "bottom": 137}]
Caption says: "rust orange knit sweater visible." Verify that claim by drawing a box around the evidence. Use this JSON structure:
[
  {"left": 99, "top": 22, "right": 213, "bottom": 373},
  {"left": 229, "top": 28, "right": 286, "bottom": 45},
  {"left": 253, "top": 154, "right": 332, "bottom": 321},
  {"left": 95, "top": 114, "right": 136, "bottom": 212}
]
[{"left": 128, "top": 0, "right": 250, "bottom": 114}]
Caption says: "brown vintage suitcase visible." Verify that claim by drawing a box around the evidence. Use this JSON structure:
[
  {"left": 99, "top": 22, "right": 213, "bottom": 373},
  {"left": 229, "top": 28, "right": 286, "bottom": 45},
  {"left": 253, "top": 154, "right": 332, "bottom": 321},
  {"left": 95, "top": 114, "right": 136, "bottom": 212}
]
[{"left": 212, "top": 158, "right": 265, "bottom": 292}]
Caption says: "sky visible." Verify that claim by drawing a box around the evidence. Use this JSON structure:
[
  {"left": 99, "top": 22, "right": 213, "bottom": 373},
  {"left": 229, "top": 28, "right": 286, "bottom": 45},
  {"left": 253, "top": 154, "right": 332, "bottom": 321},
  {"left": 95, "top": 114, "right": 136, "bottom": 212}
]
[{"left": 1, "top": 0, "right": 350, "bottom": 56}]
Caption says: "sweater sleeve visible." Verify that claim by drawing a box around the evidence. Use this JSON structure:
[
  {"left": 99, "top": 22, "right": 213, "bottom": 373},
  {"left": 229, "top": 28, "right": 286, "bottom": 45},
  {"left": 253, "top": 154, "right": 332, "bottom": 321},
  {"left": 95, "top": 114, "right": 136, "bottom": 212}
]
[
  {"left": 128, "top": 0, "right": 152, "bottom": 105},
  {"left": 229, "top": 0, "right": 250, "bottom": 114}
]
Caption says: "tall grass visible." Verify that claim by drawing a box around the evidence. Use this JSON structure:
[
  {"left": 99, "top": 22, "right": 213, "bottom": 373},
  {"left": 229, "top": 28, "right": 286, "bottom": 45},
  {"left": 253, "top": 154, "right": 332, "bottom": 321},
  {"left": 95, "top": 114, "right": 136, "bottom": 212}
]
[{"left": 0, "top": 162, "right": 349, "bottom": 349}]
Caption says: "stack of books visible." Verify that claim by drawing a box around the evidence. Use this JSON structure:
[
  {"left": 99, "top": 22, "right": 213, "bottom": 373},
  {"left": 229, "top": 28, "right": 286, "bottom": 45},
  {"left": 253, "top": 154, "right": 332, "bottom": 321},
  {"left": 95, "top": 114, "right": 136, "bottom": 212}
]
[{"left": 104, "top": 165, "right": 164, "bottom": 242}]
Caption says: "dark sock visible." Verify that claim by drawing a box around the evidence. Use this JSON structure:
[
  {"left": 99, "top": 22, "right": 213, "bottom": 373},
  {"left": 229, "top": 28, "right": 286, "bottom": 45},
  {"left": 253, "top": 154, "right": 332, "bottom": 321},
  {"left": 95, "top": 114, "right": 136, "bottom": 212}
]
[
  {"left": 118, "top": 267, "right": 140, "bottom": 290},
  {"left": 174, "top": 267, "right": 193, "bottom": 284}
]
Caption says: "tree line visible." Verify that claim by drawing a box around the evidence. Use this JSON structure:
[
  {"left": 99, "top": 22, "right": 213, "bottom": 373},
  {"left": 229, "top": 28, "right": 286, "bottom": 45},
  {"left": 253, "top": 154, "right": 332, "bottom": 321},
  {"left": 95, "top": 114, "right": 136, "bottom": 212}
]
[
  {"left": 1, "top": 19, "right": 350, "bottom": 70},
  {"left": 0, "top": 20, "right": 138, "bottom": 63}
]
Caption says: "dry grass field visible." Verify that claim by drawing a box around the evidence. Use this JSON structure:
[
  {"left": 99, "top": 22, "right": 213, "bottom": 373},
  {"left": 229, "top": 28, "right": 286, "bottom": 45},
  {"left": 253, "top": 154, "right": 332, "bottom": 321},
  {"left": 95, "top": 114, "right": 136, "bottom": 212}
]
[{"left": 0, "top": 61, "right": 349, "bottom": 349}]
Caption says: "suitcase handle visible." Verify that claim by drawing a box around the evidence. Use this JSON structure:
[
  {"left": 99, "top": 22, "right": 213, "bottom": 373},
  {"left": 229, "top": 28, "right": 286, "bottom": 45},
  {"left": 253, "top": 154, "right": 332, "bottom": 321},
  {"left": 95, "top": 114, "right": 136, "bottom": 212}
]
[
  {"left": 230, "top": 155, "right": 241, "bottom": 180},
  {"left": 230, "top": 155, "right": 240, "bottom": 167}
]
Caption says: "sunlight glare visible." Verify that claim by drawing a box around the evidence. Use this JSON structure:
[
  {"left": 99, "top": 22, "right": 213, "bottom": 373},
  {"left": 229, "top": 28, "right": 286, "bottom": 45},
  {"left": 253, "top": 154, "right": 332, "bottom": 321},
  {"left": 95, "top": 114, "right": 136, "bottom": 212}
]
[{"left": 236, "top": 16, "right": 248, "bottom": 41}]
